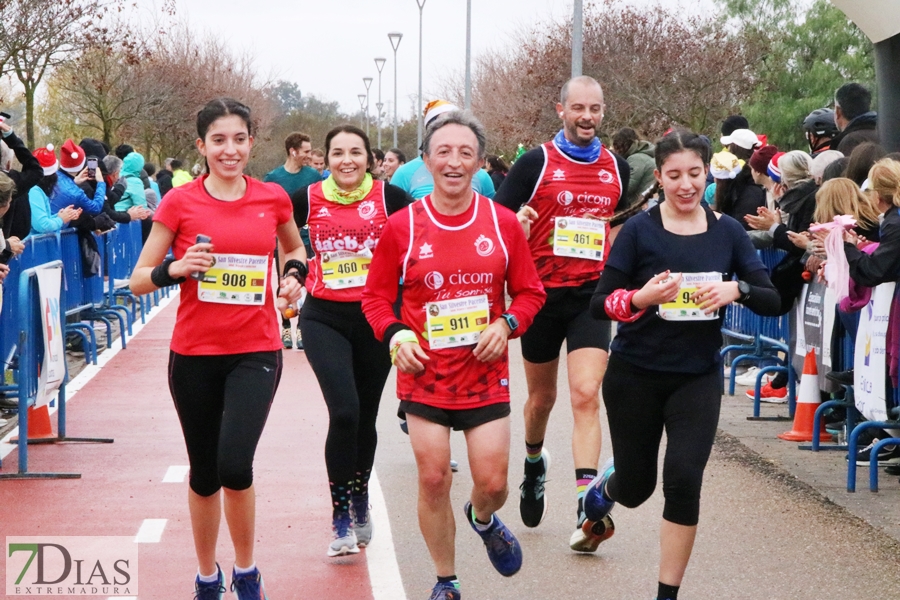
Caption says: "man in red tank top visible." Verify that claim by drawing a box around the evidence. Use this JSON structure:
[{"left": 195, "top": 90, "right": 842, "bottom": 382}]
[
  {"left": 494, "top": 76, "right": 630, "bottom": 553},
  {"left": 363, "top": 111, "right": 545, "bottom": 599}
]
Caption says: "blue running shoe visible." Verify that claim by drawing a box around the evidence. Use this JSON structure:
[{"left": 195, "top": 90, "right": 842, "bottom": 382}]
[
  {"left": 463, "top": 502, "right": 523, "bottom": 577},
  {"left": 351, "top": 498, "right": 373, "bottom": 547},
  {"left": 193, "top": 564, "right": 225, "bottom": 600},
  {"left": 583, "top": 457, "right": 615, "bottom": 522},
  {"left": 230, "top": 566, "right": 268, "bottom": 600},
  {"left": 428, "top": 580, "right": 461, "bottom": 600}
]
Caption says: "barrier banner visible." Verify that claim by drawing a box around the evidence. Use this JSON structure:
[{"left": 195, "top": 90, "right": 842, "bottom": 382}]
[
  {"left": 854, "top": 282, "right": 895, "bottom": 421},
  {"left": 36, "top": 265, "right": 65, "bottom": 408},
  {"left": 794, "top": 280, "right": 836, "bottom": 389}
]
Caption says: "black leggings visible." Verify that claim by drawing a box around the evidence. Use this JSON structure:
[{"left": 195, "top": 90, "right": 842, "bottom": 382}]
[
  {"left": 168, "top": 350, "right": 282, "bottom": 497},
  {"left": 300, "top": 296, "right": 392, "bottom": 499},
  {"left": 601, "top": 353, "right": 721, "bottom": 526}
]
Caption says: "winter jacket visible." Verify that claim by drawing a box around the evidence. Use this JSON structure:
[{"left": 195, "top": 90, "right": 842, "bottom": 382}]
[
  {"left": 831, "top": 112, "right": 879, "bottom": 154},
  {"left": 114, "top": 152, "right": 148, "bottom": 211},
  {"left": 1, "top": 129, "right": 43, "bottom": 240},
  {"left": 28, "top": 186, "right": 64, "bottom": 235},
  {"left": 51, "top": 170, "right": 106, "bottom": 215},
  {"left": 717, "top": 166, "right": 766, "bottom": 230},
  {"left": 772, "top": 179, "right": 818, "bottom": 256},
  {"left": 171, "top": 169, "right": 192, "bottom": 188},
  {"left": 845, "top": 207, "right": 900, "bottom": 288},
  {"left": 156, "top": 169, "right": 173, "bottom": 197},
  {"left": 623, "top": 140, "right": 656, "bottom": 208}
]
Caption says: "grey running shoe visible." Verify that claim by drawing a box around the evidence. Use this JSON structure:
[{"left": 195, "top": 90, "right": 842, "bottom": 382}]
[
  {"left": 350, "top": 498, "right": 373, "bottom": 547},
  {"left": 327, "top": 512, "right": 360, "bottom": 557}
]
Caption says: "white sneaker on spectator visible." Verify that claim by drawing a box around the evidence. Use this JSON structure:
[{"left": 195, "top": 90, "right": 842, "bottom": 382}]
[{"left": 735, "top": 367, "right": 774, "bottom": 387}]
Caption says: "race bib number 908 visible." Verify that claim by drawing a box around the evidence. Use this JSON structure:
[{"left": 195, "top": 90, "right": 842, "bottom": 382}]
[{"left": 197, "top": 253, "right": 268, "bottom": 305}]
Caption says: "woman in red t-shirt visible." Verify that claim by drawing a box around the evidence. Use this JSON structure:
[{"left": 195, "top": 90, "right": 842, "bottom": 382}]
[{"left": 130, "top": 98, "right": 306, "bottom": 600}]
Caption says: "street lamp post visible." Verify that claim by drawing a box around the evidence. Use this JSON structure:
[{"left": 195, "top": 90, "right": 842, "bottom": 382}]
[
  {"left": 375, "top": 57, "right": 386, "bottom": 148},
  {"left": 465, "top": 0, "right": 472, "bottom": 109},
  {"left": 363, "top": 77, "right": 373, "bottom": 139},
  {"left": 358, "top": 94, "right": 367, "bottom": 130},
  {"left": 416, "top": 0, "right": 427, "bottom": 149},
  {"left": 388, "top": 32, "right": 403, "bottom": 148},
  {"left": 572, "top": 0, "right": 583, "bottom": 78}
]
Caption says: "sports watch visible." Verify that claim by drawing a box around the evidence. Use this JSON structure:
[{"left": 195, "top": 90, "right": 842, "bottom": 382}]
[
  {"left": 501, "top": 312, "right": 519, "bottom": 333},
  {"left": 737, "top": 280, "right": 751, "bottom": 303}
]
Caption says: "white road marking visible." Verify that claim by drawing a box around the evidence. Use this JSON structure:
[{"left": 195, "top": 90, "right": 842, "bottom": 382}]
[
  {"left": 134, "top": 518, "right": 167, "bottom": 543},
  {"left": 366, "top": 469, "right": 407, "bottom": 600},
  {"left": 162, "top": 465, "right": 190, "bottom": 483},
  {"left": 0, "top": 292, "right": 180, "bottom": 461}
]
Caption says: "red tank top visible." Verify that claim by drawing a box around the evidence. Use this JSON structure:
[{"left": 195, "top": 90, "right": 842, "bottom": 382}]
[
  {"left": 525, "top": 141, "right": 623, "bottom": 288},
  {"left": 305, "top": 180, "right": 390, "bottom": 302}
]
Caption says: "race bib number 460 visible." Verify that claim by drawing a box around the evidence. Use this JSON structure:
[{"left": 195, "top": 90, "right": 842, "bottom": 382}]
[
  {"left": 426, "top": 295, "right": 490, "bottom": 349},
  {"left": 553, "top": 216, "right": 606, "bottom": 260},
  {"left": 658, "top": 272, "right": 722, "bottom": 321},
  {"left": 321, "top": 249, "right": 372, "bottom": 289},
  {"left": 197, "top": 253, "right": 267, "bottom": 305}
]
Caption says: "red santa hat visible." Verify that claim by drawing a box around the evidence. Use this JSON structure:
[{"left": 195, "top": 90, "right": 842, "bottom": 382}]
[
  {"left": 33, "top": 144, "right": 58, "bottom": 175},
  {"left": 59, "top": 139, "right": 85, "bottom": 173}
]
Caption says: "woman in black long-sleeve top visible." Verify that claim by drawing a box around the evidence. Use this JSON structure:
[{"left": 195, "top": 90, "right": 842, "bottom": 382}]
[
  {"left": 581, "top": 130, "right": 780, "bottom": 600},
  {"left": 844, "top": 158, "right": 900, "bottom": 286}
]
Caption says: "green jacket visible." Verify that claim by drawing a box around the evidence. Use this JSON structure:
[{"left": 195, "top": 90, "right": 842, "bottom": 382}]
[{"left": 624, "top": 140, "right": 655, "bottom": 208}]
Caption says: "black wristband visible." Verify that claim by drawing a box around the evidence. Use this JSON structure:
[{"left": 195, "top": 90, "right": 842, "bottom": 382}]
[
  {"left": 150, "top": 256, "right": 186, "bottom": 288},
  {"left": 283, "top": 259, "right": 308, "bottom": 285}
]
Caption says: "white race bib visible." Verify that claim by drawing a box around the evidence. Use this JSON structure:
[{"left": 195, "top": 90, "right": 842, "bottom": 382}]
[
  {"left": 197, "top": 253, "right": 268, "bottom": 305},
  {"left": 426, "top": 295, "right": 490, "bottom": 349},
  {"left": 658, "top": 272, "right": 722, "bottom": 321}
]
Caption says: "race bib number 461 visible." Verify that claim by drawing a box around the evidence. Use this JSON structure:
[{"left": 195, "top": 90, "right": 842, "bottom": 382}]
[
  {"left": 426, "top": 295, "right": 490, "bottom": 349},
  {"left": 197, "top": 253, "right": 267, "bottom": 305},
  {"left": 658, "top": 272, "right": 722, "bottom": 321},
  {"left": 553, "top": 216, "right": 606, "bottom": 260}
]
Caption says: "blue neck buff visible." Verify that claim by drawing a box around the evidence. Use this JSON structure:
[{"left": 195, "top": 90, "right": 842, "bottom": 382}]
[{"left": 554, "top": 129, "right": 601, "bottom": 162}]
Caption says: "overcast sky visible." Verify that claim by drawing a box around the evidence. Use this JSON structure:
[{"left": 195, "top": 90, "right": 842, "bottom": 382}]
[{"left": 156, "top": 0, "right": 714, "bottom": 117}]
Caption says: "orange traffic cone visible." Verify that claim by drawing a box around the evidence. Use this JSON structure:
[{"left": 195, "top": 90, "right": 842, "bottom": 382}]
[
  {"left": 778, "top": 349, "right": 831, "bottom": 442},
  {"left": 11, "top": 404, "right": 56, "bottom": 442}
]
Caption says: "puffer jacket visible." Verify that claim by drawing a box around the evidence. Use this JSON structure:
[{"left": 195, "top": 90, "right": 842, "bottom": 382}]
[{"left": 114, "top": 152, "right": 148, "bottom": 211}]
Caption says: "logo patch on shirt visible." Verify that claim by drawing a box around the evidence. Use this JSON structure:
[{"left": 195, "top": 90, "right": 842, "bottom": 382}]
[
  {"left": 500, "top": 378, "right": 508, "bottom": 387},
  {"left": 418, "top": 242, "right": 434, "bottom": 259},
  {"left": 557, "top": 190, "right": 574, "bottom": 206},
  {"left": 552, "top": 169, "right": 566, "bottom": 181},
  {"left": 258, "top": 212, "right": 265, "bottom": 217},
  {"left": 317, "top": 206, "right": 331, "bottom": 218},
  {"left": 598, "top": 169, "right": 614, "bottom": 184},
  {"left": 424, "top": 271, "right": 444, "bottom": 290},
  {"left": 474, "top": 234, "right": 494, "bottom": 257},
  {"left": 358, "top": 200, "right": 376, "bottom": 220}
]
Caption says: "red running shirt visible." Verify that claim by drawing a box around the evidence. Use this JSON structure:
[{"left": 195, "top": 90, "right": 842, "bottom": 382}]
[
  {"left": 153, "top": 175, "right": 293, "bottom": 355},
  {"left": 362, "top": 194, "right": 546, "bottom": 410},
  {"left": 524, "top": 141, "right": 623, "bottom": 288},
  {"left": 304, "top": 180, "right": 390, "bottom": 303}
]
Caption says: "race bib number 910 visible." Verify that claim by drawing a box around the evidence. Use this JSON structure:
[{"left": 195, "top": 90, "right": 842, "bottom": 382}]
[
  {"left": 197, "top": 253, "right": 267, "bottom": 305},
  {"left": 426, "top": 295, "right": 490, "bottom": 349},
  {"left": 658, "top": 272, "right": 722, "bottom": 321},
  {"left": 553, "top": 216, "right": 606, "bottom": 260}
]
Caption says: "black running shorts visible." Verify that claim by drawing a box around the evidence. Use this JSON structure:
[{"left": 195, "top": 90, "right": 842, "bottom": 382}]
[
  {"left": 520, "top": 279, "right": 611, "bottom": 364},
  {"left": 399, "top": 400, "right": 511, "bottom": 431}
]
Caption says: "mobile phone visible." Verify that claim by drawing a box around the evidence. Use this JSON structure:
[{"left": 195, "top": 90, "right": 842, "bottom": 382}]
[
  {"left": 86, "top": 156, "right": 98, "bottom": 178},
  {"left": 191, "top": 234, "right": 212, "bottom": 280}
]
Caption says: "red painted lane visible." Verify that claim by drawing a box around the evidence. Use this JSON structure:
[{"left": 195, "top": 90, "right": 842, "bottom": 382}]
[{"left": 0, "top": 298, "right": 375, "bottom": 599}]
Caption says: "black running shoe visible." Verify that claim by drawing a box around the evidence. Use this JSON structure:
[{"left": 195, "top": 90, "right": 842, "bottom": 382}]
[{"left": 519, "top": 449, "right": 550, "bottom": 527}]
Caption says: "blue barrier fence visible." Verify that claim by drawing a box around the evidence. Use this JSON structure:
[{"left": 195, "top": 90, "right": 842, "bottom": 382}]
[{"left": 0, "top": 221, "right": 162, "bottom": 478}]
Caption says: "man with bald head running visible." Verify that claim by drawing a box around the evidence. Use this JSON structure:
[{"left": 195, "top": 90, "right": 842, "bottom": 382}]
[{"left": 494, "top": 76, "right": 629, "bottom": 553}]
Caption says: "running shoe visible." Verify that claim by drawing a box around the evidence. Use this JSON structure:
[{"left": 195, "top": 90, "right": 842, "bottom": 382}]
[
  {"left": 281, "top": 328, "right": 292, "bottom": 350},
  {"left": 569, "top": 512, "right": 615, "bottom": 553},
  {"left": 825, "top": 369, "right": 854, "bottom": 386},
  {"left": 519, "top": 449, "right": 551, "bottom": 528},
  {"left": 350, "top": 498, "right": 373, "bottom": 547},
  {"left": 428, "top": 580, "right": 461, "bottom": 600},
  {"left": 450, "top": 459, "right": 459, "bottom": 472},
  {"left": 848, "top": 439, "right": 900, "bottom": 466},
  {"left": 582, "top": 457, "right": 616, "bottom": 522},
  {"left": 295, "top": 327, "right": 304, "bottom": 351},
  {"left": 463, "top": 502, "right": 522, "bottom": 577},
  {"left": 745, "top": 381, "right": 787, "bottom": 403},
  {"left": 230, "top": 566, "right": 268, "bottom": 600},
  {"left": 734, "top": 366, "right": 764, "bottom": 386},
  {"left": 193, "top": 564, "right": 225, "bottom": 600},
  {"left": 327, "top": 512, "right": 360, "bottom": 557}
]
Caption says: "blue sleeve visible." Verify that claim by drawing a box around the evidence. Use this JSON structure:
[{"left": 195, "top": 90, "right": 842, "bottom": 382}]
[
  {"left": 29, "top": 187, "right": 63, "bottom": 233},
  {"left": 87, "top": 181, "right": 106, "bottom": 215},
  {"left": 390, "top": 163, "right": 412, "bottom": 194},
  {"left": 475, "top": 169, "right": 496, "bottom": 198}
]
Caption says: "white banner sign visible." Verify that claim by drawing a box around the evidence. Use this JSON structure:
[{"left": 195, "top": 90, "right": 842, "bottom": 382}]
[
  {"left": 36, "top": 265, "right": 66, "bottom": 408},
  {"left": 854, "top": 282, "right": 895, "bottom": 421}
]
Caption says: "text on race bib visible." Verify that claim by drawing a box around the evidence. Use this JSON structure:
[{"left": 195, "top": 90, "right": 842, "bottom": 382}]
[
  {"left": 553, "top": 216, "right": 607, "bottom": 260},
  {"left": 426, "top": 295, "right": 490, "bottom": 349},
  {"left": 658, "top": 272, "right": 722, "bottom": 321},
  {"left": 197, "top": 253, "right": 268, "bottom": 305},
  {"left": 321, "top": 249, "right": 372, "bottom": 289}
]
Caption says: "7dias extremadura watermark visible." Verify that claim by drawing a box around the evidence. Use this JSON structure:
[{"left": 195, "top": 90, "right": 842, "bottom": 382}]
[{"left": 6, "top": 537, "right": 138, "bottom": 596}]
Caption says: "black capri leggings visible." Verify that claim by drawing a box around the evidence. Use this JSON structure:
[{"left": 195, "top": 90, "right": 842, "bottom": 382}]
[
  {"left": 300, "top": 296, "right": 392, "bottom": 493},
  {"left": 601, "top": 353, "right": 721, "bottom": 526},
  {"left": 168, "top": 350, "right": 282, "bottom": 497}
]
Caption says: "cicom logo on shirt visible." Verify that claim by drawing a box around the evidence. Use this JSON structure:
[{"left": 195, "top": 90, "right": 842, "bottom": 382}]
[
  {"left": 598, "top": 169, "right": 614, "bottom": 184},
  {"left": 424, "top": 271, "right": 445, "bottom": 290},
  {"left": 557, "top": 190, "right": 574, "bottom": 206},
  {"left": 357, "top": 200, "right": 377, "bottom": 220},
  {"left": 474, "top": 234, "right": 494, "bottom": 257}
]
